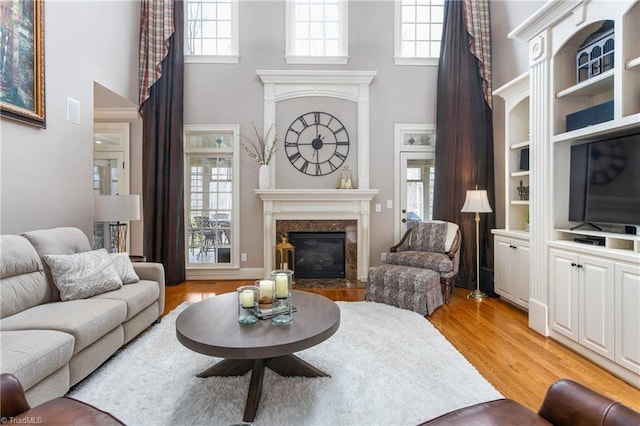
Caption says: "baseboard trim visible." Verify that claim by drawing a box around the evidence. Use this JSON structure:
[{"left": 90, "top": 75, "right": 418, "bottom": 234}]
[{"left": 185, "top": 267, "right": 264, "bottom": 280}]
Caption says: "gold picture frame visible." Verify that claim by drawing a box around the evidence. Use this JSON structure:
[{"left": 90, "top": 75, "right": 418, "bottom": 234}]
[{"left": 0, "top": 0, "right": 46, "bottom": 128}]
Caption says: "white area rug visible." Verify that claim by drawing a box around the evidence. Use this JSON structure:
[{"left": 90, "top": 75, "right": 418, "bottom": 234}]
[{"left": 69, "top": 301, "right": 502, "bottom": 425}]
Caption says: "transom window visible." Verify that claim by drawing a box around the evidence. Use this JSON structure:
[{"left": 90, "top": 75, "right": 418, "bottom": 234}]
[
  {"left": 394, "top": 0, "right": 444, "bottom": 66},
  {"left": 185, "top": 0, "right": 239, "bottom": 63},
  {"left": 286, "top": 0, "right": 348, "bottom": 64}
]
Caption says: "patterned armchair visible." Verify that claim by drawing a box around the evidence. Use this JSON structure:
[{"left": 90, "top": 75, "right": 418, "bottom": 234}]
[{"left": 386, "top": 221, "right": 461, "bottom": 303}]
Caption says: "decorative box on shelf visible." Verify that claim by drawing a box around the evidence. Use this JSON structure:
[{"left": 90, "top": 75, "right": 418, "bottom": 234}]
[{"left": 566, "top": 100, "right": 614, "bottom": 131}]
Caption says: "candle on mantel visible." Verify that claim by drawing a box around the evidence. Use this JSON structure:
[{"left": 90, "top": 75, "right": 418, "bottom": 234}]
[
  {"left": 275, "top": 273, "right": 289, "bottom": 298},
  {"left": 258, "top": 280, "right": 273, "bottom": 302},
  {"left": 241, "top": 289, "right": 254, "bottom": 308}
]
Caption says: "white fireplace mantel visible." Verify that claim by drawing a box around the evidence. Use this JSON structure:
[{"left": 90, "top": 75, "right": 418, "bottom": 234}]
[{"left": 257, "top": 189, "right": 379, "bottom": 281}]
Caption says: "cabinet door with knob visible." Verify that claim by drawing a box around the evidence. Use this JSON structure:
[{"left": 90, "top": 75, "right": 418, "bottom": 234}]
[
  {"left": 494, "top": 234, "right": 530, "bottom": 309},
  {"left": 549, "top": 248, "right": 614, "bottom": 360}
]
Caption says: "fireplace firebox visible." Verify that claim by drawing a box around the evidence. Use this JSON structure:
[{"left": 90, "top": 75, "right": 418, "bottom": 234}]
[{"left": 288, "top": 232, "right": 346, "bottom": 279}]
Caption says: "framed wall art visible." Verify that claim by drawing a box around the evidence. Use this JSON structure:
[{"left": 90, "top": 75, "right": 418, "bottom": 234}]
[{"left": 0, "top": 0, "right": 46, "bottom": 128}]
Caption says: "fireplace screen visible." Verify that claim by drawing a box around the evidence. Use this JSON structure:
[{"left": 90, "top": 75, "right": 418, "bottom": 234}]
[{"left": 288, "top": 232, "right": 346, "bottom": 279}]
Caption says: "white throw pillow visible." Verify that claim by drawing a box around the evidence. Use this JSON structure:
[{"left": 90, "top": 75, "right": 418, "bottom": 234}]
[
  {"left": 109, "top": 253, "right": 139, "bottom": 284},
  {"left": 44, "top": 249, "right": 123, "bottom": 301}
]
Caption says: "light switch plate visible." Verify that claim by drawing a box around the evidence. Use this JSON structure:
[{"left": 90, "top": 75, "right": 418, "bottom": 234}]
[{"left": 67, "top": 97, "right": 80, "bottom": 124}]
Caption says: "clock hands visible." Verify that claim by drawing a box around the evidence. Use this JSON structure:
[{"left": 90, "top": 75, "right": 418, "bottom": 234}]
[{"left": 311, "top": 134, "right": 325, "bottom": 150}]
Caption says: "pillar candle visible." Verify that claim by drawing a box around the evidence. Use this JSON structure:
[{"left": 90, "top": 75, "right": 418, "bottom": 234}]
[
  {"left": 241, "top": 289, "right": 254, "bottom": 308},
  {"left": 282, "top": 262, "right": 288, "bottom": 270},
  {"left": 258, "top": 280, "right": 273, "bottom": 301},
  {"left": 275, "top": 273, "right": 289, "bottom": 298}
]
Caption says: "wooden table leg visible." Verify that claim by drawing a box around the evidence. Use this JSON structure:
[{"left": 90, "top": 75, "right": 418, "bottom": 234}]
[
  {"left": 243, "top": 359, "right": 265, "bottom": 423},
  {"left": 197, "top": 355, "right": 327, "bottom": 423},
  {"left": 197, "top": 359, "right": 254, "bottom": 378},
  {"left": 266, "top": 354, "right": 329, "bottom": 377}
]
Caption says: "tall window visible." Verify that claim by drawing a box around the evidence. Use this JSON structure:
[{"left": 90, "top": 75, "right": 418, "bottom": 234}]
[
  {"left": 185, "top": 0, "right": 239, "bottom": 63},
  {"left": 285, "top": 0, "right": 348, "bottom": 64},
  {"left": 394, "top": 0, "right": 444, "bottom": 66},
  {"left": 184, "top": 126, "right": 240, "bottom": 268}
]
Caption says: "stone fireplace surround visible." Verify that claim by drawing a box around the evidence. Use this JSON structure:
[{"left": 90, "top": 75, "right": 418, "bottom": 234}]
[
  {"left": 277, "top": 220, "right": 357, "bottom": 282},
  {"left": 256, "top": 189, "right": 378, "bottom": 282}
]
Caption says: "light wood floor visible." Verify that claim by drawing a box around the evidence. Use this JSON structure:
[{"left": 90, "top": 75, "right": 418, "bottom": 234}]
[{"left": 164, "top": 281, "right": 640, "bottom": 412}]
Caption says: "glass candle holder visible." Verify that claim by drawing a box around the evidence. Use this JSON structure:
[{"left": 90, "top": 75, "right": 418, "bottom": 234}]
[
  {"left": 271, "top": 269, "right": 293, "bottom": 324},
  {"left": 256, "top": 279, "right": 274, "bottom": 312},
  {"left": 237, "top": 285, "right": 259, "bottom": 324}
]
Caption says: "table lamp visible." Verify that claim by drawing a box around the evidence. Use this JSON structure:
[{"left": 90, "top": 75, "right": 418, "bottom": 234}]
[
  {"left": 94, "top": 194, "right": 141, "bottom": 253},
  {"left": 460, "top": 186, "right": 492, "bottom": 299}
]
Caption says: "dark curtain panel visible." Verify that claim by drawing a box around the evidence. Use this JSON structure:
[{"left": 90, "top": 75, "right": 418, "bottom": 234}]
[
  {"left": 434, "top": 0, "right": 495, "bottom": 288},
  {"left": 141, "top": 1, "right": 185, "bottom": 285}
]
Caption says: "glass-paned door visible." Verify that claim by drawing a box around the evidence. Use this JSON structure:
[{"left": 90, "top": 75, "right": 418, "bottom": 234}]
[
  {"left": 187, "top": 155, "right": 233, "bottom": 264},
  {"left": 400, "top": 152, "right": 435, "bottom": 235},
  {"left": 184, "top": 126, "right": 239, "bottom": 270}
]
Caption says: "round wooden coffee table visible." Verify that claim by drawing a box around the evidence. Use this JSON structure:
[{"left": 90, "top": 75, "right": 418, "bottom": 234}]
[{"left": 176, "top": 290, "right": 340, "bottom": 422}]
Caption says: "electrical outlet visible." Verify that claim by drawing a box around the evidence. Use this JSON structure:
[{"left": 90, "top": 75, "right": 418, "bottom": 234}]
[
  {"left": 241, "top": 253, "right": 247, "bottom": 262},
  {"left": 375, "top": 203, "right": 381, "bottom": 212},
  {"left": 380, "top": 252, "right": 387, "bottom": 261},
  {"left": 386, "top": 200, "right": 393, "bottom": 208}
]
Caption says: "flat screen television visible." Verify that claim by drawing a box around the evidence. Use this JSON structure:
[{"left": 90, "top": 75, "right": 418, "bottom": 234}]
[{"left": 568, "top": 131, "right": 640, "bottom": 228}]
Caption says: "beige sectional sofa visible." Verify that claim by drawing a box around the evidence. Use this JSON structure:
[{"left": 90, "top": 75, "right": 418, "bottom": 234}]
[{"left": 0, "top": 227, "right": 165, "bottom": 406}]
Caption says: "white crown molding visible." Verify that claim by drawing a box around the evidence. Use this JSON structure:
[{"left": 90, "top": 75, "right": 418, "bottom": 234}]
[
  {"left": 509, "top": 0, "right": 587, "bottom": 41},
  {"left": 257, "top": 70, "right": 376, "bottom": 85},
  {"left": 255, "top": 189, "right": 378, "bottom": 202},
  {"left": 94, "top": 107, "right": 139, "bottom": 121},
  {"left": 493, "top": 72, "right": 530, "bottom": 99}
]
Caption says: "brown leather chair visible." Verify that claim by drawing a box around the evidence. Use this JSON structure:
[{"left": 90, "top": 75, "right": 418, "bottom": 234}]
[
  {"left": 0, "top": 373, "right": 124, "bottom": 426},
  {"left": 419, "top": 378, "right": 640, "bottom": 425}
]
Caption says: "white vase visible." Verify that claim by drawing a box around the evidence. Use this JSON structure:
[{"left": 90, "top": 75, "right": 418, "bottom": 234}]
[{"left": 258, "top": 164, "right": 270, "bottom": 189}]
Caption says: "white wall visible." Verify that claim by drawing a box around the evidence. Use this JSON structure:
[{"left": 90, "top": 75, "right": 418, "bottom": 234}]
[{"left": 0, "top": 1, "right": 140, "bottom": 237}]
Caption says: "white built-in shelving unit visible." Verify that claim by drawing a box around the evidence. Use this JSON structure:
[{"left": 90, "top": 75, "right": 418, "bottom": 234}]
[
  {"left": 493, "top": 72, "right": 531, "bottom": 310},
  {"left": 508, "top": 0, "right": 640, "bottom": 388}
]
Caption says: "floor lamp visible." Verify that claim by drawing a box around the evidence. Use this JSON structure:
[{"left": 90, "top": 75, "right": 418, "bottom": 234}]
[
  {"left": 94, "top": 195, "right": 141, "bottom": 253},
  {"left": 461, "top": 186, "right": 492, "bottom": 300}
]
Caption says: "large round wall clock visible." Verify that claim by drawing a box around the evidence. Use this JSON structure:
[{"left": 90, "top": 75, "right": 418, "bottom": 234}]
[{"left": 284, "top": 111, "right": 350, "bottom": 176}]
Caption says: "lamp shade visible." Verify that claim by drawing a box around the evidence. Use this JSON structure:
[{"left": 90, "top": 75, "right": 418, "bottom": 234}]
[
  {"left": 94, "top": 195, "right": 141, "bottom": 222},
  {"left": 461, "top": 189, "right": 492, "bottom": 213}
]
